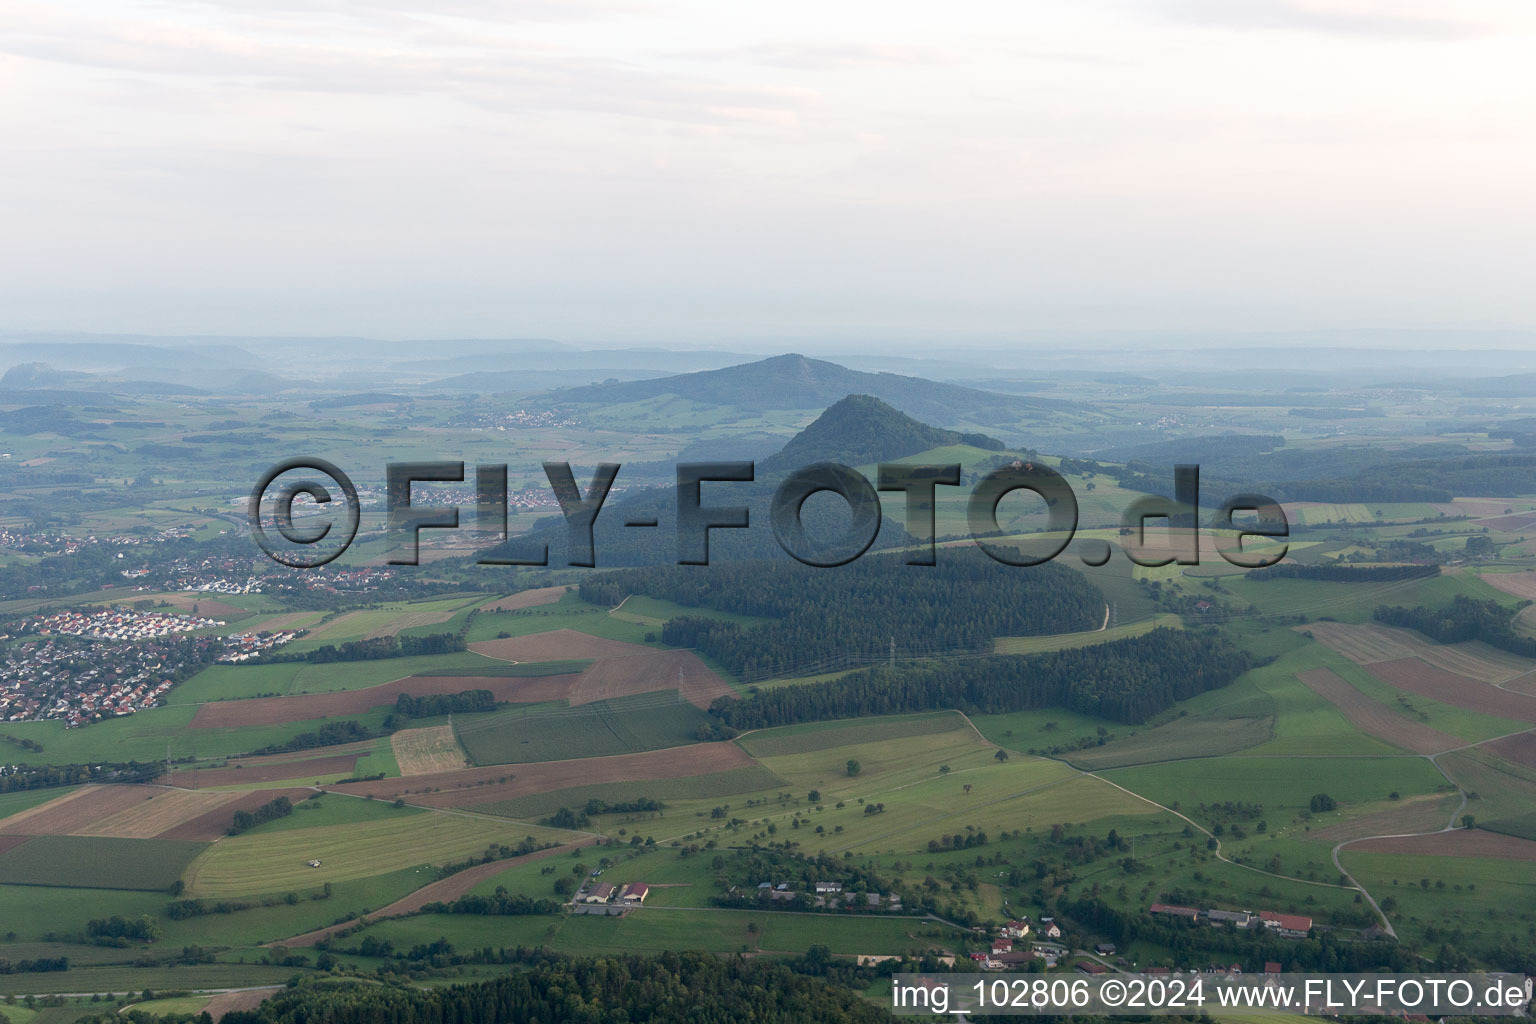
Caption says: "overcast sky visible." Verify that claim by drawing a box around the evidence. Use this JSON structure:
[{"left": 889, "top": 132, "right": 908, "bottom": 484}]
[{"left": 2, "top": 0, "right": 1533, "bottom": 344}]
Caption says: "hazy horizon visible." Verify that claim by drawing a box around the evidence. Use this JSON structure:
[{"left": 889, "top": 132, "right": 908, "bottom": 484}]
[{"left": 3, "top": 0, "right": 1534, "bottom": 341}]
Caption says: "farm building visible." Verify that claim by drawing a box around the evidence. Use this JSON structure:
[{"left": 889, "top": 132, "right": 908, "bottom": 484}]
[
  {"left": 1206, "top": 909, "right": 1253, "bottom": 927},
  {"left": 1037, "top": 920, "right": 1061, "bottom": 939},
  {"left": 1259, "top": 910, "right": 1312, "bottom": 937},
  {"left": 585, "top": 882, "right": 616, "bottom": 903},
  {"left": 620, "top": 882, "right": 649, "bottom": 903},
  {"left": 814, "top": 881, "right": 842, "bottom": 894},
  {"left": 1149, "top": 903, "right": 1199, "bottom": 920}
]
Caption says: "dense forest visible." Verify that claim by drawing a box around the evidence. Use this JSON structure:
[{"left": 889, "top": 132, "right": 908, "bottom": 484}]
[
  {"left": 1375, "top": 595, "right": 1536, "bottom": 657},
  {"left": 1247, "top": 563, "right": 1440, "bottom": 582},
  {"left": 95, "top": 952, "right": 897, "bottom": 1024},
  {"left": 583, "top": 549, "right": 1104, "bottom": 680},
  {"left": 711, "top": 628, "right": 1253, "bottom": 728}
]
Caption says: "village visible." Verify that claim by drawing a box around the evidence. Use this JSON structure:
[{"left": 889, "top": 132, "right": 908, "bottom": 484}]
[
  {"left": 21, "top": 607, "right": 225, "bottom": 641},
  {"left": 0, "top": 632, "right": 214, "bottom": 725}
]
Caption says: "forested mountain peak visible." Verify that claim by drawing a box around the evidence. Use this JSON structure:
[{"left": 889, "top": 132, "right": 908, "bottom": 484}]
[{"left": 760, "top": 393, "right": 1003, "bottom": 472}]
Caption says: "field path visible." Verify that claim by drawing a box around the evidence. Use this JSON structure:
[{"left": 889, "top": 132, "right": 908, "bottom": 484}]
[{"left": 275, "top": 839, "right": 599, "bottom": 947}]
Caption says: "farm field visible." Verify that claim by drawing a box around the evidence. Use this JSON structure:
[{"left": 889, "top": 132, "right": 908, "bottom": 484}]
[
  {"left": 1361, "top": 657, "right": 1536, "bottom": 722},
  {"left": 454, "top": 690, "right": 714, "bottom": 765},
  {"left": 188, "top": 664, "right": 586, "bottom": 727},
  {"left": 1294, "top": 667, "right": 1462, "bottom": 753},
  {"left": 0, "top": 784, "right": 264, "bottom": 840},
  {"left": 342, "top": 741, "right": 761, "bottom": 807},
  {"left": 0, "top": 835, "right": 206, "bottom": 890},
  {"left": 182, "top": 810, "right": 575, "bottom": 897},
  {"left": 392, "top": 724, "right": 470, "bottom": 774},
  {"left": 470, "top": 627, "right": 654, "bottom": 663},
  {"left": 737, "top": 711, "right": 973, "bottom": 758},
  {"left": 1303, "top": 621, "right": 1533, "bottom": 683},
  {"left": 471, "top": 765, "right": 785, "bottom": 820},
  {"left": 479, "top": 586, "right": 570, "bottom": 611},
  {"left": 169, "top": 650, "right": 534, "bottom": 703},
  {"left": 991, "top": 614, "right": 1177, "bottom": 655}
]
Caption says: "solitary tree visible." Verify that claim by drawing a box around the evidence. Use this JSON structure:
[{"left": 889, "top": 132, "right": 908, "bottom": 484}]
[
  {"left": 994, "top": 749, "right": 1010, "bottom": 763},
  {"left": 846, "top": 759, "right": 861, "bottom": 777}
]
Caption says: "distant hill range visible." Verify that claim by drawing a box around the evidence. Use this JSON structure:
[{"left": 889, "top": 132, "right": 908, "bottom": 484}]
[
  {"left": 519, "top": 354, "right": 1087, "bottom": 428},
  {"left": 505, "top": 394, "right": 1009, "bottom": 567}
]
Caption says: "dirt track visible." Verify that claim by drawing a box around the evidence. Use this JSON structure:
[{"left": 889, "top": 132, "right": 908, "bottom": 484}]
[
  {"left": 1348, "top": 828, "right": 1536, "bottom": 861},
  {"left": 470, "top": 629, "right": 653, "bottom": 662},
  {"left": 280, "top": 840, "right": 596, "bottom": 947},
  {"left": 1295, "top": 667, "right": 1462, "bottom": 753},
  {"left": 1364, "top": 658, "right": 1536, "bottom": 722}
]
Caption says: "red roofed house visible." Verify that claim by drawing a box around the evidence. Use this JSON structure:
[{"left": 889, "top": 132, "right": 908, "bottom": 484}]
[
  {"left": 620, "top": 883, "right": 650, "bottom": 903},
  {"left": 1259, "top": 911, "right": 1311, "bottom": 937},
  {"left": 1265, "top": 962, "right": 1282, "bottom": 974},
  {"left": 1149, "top": 903, "right": 1200, "bottom": 921}
]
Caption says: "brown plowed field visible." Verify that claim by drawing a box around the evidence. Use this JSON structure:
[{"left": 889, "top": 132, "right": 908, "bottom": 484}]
[
  {"left": 344, "top": 742, "right": 759, "bottom": 807},
  {"left": 1479, "top": 731, "right": 1536, "bottom": 770},
  {"left": 0, "top": 835, "right": 32, "bottom": 855},
  {"left": 177, "top": 753, "right": 359, "bottom": 787},
  {"left": 471, "top": 629, "right": 653, "bottom": 662},
  {"left": 1304, "top": 622, "right": 1530, "bottom": 683},
  {"left": 1348, "top": 829, "right": 1536, "bottom": 861},
  {"left": 203, "top": 988, "right": 281, "bottom": 1020},
  {"left": 572, "top": 649, "right": 733, "bottom": 709},
  {"left": 281, "top": 840, "right": 596, "bottom": 947},
  {"left": 1481, "top": 571, "right": 1536, "bottom": 600},
  {"left": 1476, "top": 514, "right": 1536, "bottom": 532},
  {"left": 1296, "top": 668, "right": 1462, "bottom": 753},
  {"left": 189, "top": 671, "right": 584, "bottom": 728},
  {"left": 156, "top": 789, "right": 313, "bottom": 841},
  {"left": 481, "top": 587, "right": 569, "bottom": 611},
  {"left": 1364, "top": 658, "right": 1536, "bottom": 722},
  {"left": 1313, "top": 794, "right": 1460, "bottom": 842}
]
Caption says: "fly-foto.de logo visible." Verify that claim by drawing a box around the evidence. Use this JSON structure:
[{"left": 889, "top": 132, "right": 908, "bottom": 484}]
[{"left": 248, "top": 458, "right": 1287, "bottom": 570}]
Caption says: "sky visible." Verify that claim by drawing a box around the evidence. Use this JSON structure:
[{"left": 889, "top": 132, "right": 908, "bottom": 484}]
[{"left": 1, "top": 0, "right": 1534, "bottom": 344}]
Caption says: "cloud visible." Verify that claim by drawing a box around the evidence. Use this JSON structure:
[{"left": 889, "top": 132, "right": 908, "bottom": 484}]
[
  {"left": 0, "top": 5, "right": 811, "bottom": 127},
  {"left": 1151, "top": 0, "right": 1488, "bottom": 39}
]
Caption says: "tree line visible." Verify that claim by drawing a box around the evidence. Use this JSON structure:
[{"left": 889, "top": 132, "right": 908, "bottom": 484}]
[
  {"left": 228, "top": 795, "right": 293, "bottom": 836},
  {"left": 1247, "top": 563, "right": 1440, "bottom": 582},
  {"left": 711, "top": 629, "right": 1253, "bottom": 729},
  {"left": 1375, "top": 595, "right": 1536, "bottom": 657}
]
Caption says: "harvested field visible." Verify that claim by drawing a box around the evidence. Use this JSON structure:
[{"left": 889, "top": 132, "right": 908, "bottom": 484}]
[
  {"left": 1481, "top": 570, "right": 1536, "bottom": 601},
  {"left": 482, "top": 586, "right": 569, "bottom": 611},
  {"left": 155, "top": 788, "right": 313, "bottom": 841},
  {"left": 1313, "top": 794, "right": 1461, "bottom": 842},
  {"left": 1364, "top": 658, "right": 1536, "bottom": 722},
  {"left": 572, "top": 649, "right": 733, "bottom": 709},
  {"left": 364, "top": 610, "right": 452, "bottom": 639},
  {"left": 204, "top": 988, "right": 281, "bottom": 1020},
  {"left": 1347, "top": 829, "right": 1536, "bottom": 861},
  {"left": 1304, "top": 621, "right": 1531, "bottom": 683},
  {"left": 1295, "top": 668, "right": 1463, "bottom": 754},
  {"left": 471, "top": 628, "right": 652, "bottom": 663},
  {"left": 1480, "top": 731, "right": 1536, "bottom": 770},
  {"left": 393, "top": 725, "right": 470, "bottom": 775},
  {"left": 189, "top": 670, "right": 584, "bottom": 728},
  {"left": 0, "top": 785, "right": 150, "bottom": 836},
  {"left": 75, "top": 788, "right": 240, "bottom": 839},
  {"left": 177, "top": 753, "right": 359, "bottom": 787},
  {"left": 343, "top": 742, "right": 759, "bottom": 807},
  {"left": 281, "top": 840, "right": 595, "bottom": 947}
]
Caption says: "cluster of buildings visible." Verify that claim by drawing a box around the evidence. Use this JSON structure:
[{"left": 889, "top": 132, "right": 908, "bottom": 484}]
[
  {"left": 216, "top": 629, "right": 303, "bottom": 662},
  {"left": 464, "top": 409, "right": 582, "bottom": 431},
  {"left": 1150, "top": 903, "right": 1313, "bottom": 938},
  {"left": 750, "top": 880, "right": 905, "bottom": 911},
  {"left": 0, "top": 633, "right": 216, "bottom": 725},
  {"left": 21, "top": 607, "right": 224, "bottom": 641},
  {"left": 573, "top": 877, "right": 650, "bottom": 915},
  {"left": 968, "top": 916, "right": 1064, "bottom": 970}
]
